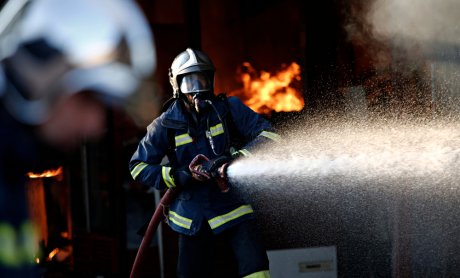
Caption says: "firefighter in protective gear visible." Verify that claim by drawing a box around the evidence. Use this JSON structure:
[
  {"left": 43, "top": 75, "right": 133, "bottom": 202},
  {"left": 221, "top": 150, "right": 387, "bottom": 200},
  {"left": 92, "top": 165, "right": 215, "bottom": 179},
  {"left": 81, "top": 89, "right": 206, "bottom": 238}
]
[
  {"left": 130, "top": 48, "right": 279, "bottom": 278},
  {"left": 0, "top": 0, "right": 155, "bottom": 276}
]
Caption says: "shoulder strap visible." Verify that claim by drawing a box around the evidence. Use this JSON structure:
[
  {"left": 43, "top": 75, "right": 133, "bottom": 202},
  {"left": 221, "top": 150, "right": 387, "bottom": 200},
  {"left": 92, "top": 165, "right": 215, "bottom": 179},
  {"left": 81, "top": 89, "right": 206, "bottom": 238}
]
[
  {"left": 217, "top": 94, "right": 245, "bottom": 153},
  {"left": 160, "top": 97, "right": 181, "bottom": 168},
  {"left": 164, "top": 127, "right": 177, "bottom": 168}
]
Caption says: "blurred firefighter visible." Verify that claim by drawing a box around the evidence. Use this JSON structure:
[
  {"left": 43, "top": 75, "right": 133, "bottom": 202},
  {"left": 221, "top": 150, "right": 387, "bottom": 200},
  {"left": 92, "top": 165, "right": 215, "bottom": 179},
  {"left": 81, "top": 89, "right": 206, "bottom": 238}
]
[
  {"left": 0, "top": 0, "right": 155, "bottom": 276},
  {"left": 130, "top": 48, "right": 279, "bottom": 278}
]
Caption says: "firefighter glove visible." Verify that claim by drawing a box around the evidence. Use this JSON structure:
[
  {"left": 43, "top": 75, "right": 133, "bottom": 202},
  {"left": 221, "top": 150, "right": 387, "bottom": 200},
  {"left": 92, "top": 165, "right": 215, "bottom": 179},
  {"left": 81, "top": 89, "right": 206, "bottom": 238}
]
[
  {"left": 172, "top": 166, "right": 194, "bottom": 188},
  {"left": 201, "top": 156, "right": 233, "bottom": 178}
]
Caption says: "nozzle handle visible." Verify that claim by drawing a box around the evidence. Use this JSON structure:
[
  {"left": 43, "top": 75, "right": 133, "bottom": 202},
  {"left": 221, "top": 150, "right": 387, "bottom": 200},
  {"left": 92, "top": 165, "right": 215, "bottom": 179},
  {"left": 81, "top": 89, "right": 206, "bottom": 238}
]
[
  {"left": 216, "top": 163, "right": 230, "bottom": 193},
  {"left": 189, "top": 154, "right": 211, "bottom": 181}
]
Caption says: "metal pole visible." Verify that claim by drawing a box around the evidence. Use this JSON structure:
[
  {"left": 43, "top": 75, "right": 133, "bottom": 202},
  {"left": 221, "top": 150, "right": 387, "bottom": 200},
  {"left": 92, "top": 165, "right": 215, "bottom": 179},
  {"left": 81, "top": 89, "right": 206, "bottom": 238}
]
[{"left": 81, "top": 143, "right": 91, "bottom": 233}]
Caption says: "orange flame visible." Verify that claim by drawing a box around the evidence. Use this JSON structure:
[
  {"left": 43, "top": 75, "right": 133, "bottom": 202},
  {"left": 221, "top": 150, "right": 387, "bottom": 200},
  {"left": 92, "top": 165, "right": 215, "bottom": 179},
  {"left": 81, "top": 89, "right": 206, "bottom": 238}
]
[
  {"left": 47, "top": 248, "right": 60, "bottom": 261},
  {"left": 230, "top": 62, "right": 304, "bottom": 114},
  {"left": 27, "top": 167, "right": 63, "bottom": 179}
]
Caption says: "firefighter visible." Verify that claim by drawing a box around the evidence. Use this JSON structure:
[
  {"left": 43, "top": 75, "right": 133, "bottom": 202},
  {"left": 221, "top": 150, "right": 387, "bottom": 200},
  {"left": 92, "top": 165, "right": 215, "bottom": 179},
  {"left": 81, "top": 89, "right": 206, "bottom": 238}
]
[
  {"left": 130, "top": 48, "right": 279, "bottom": 278},
  {"left": 0, "top": 0, "right": 155, "bottom": 276}
]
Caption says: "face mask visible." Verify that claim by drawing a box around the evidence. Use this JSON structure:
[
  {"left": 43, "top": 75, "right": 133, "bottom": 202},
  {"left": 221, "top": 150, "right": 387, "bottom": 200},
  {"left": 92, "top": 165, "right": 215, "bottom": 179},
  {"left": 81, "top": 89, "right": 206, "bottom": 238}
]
[{"left": 180, "top": 72, "right": 211, "bottom": 94}]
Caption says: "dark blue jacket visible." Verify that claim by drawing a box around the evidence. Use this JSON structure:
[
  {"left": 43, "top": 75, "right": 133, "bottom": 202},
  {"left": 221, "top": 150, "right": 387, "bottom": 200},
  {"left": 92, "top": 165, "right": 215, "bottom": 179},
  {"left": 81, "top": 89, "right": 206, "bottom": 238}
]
[{"left": 129, "top": 96, "right": 280, "bottom": 235}]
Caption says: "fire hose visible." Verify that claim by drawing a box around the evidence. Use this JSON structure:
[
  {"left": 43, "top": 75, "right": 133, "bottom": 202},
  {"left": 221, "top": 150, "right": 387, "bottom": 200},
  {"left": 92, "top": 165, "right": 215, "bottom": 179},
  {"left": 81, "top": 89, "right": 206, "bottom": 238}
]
[{"left": 129, "top": 154, "right": 230, "bottom": 278}]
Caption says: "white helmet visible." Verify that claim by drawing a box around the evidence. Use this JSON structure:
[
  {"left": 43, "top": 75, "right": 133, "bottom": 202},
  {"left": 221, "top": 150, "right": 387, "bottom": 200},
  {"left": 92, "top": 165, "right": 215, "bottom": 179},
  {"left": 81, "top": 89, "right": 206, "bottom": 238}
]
[
  {"left": 0, "top": 0, "right": 156, "bottom": 124},
  {"left": 169, "top": 48, "right": 215, "bottom": 98}
]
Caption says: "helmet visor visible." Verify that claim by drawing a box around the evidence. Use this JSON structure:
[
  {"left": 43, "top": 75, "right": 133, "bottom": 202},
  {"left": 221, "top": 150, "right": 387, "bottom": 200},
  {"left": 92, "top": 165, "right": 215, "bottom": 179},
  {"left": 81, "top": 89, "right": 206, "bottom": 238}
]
[{"left": 179, "top": 72, "right": 211, "bottom": 94}]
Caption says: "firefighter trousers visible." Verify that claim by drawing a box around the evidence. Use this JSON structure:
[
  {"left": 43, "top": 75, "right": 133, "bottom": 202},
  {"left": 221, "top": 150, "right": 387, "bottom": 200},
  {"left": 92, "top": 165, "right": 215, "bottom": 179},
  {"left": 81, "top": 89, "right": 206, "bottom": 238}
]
[{"left": 177, "top": 219, "right": 269, "bottom": 278}]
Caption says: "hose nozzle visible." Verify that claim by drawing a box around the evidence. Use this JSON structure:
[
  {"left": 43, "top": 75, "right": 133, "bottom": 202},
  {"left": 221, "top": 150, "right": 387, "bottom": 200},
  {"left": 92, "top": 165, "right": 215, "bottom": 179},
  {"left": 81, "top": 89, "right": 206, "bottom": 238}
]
[
  {"left": 216, "top": 163, "right": 230, "bottom": 193},
  {"left": 188, "top": 154, "right": 231, "bottom": 192}
]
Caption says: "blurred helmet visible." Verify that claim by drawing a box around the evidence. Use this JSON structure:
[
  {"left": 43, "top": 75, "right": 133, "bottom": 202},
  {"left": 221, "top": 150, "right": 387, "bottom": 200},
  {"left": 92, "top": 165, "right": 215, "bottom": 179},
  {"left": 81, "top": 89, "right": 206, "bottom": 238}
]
[
  {"left": 0, "top": 0, "right": 156, "bottom": 125},
  {"left": 169, "top": 48, "right": 215, "bottom": 98}
]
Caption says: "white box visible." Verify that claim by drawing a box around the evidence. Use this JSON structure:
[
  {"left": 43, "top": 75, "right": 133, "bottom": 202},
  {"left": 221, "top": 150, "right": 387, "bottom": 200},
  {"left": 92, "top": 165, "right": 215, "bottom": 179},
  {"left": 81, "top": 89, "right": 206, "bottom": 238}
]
[{"left": 267, "top": 246, "right": 337, "bottom": 278}]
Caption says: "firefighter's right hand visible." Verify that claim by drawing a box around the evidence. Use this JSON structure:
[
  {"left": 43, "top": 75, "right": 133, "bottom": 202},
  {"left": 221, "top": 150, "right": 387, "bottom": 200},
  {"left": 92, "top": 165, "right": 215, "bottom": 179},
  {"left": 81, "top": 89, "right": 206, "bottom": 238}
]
[
  {"left": 172, "top": 166, "right": 194, "bottom": 188},
  {"left": 188, "top": 154, "right": 212, "bottom": 181}
]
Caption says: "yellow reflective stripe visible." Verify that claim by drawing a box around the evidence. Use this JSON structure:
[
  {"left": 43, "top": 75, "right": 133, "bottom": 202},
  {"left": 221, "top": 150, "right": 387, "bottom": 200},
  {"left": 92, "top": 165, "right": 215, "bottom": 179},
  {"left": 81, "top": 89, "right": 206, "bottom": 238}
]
[
  {"left": 131, "top": 162, "right": 148, "bottom": 180},
  {"left": 208, "top": 205, "right": 254, "bottom": 230},
  {"left": 162, "top": 166, "right": 175, "bottom": 188},
  {"left": 243, "top": 270, "right": 271, "bottom": 278},
  {"left": 210, "top": 123, "right": 224, "bottom": 136},
  {"left": 0, "top": 221, "right": 39, "bottom": 267},
  {"left": 168, "top": 211, "right": 192, "bottom": 229},
  {"left": 239, "top": 149, "right": 252, "bottom": 157},
  {"left": 259, "top": 131, "right": 281, "bottom": 142},
  {"left": 175, "top": 133, "right": 193, "bottom": 147}
]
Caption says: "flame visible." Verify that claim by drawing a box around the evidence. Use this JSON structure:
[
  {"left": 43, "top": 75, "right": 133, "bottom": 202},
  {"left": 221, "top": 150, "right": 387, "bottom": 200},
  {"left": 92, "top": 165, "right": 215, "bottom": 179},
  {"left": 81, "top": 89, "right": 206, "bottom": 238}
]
[
  {"left": 27, "top": 167, "right": 63, "bottom": 179},
  {"left": 47, "top": 248, "right": 60, "bottom": 261},
  {"left": 230, "top": 62, "right": 304, "bottom": 114}
]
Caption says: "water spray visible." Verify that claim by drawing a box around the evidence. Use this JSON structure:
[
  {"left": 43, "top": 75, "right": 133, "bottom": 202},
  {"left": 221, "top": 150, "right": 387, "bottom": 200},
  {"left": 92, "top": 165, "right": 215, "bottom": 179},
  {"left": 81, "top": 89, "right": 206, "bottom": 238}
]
[
  {"left": 227, "top": 119, "right": 460, "bottom": 189},
  {"left": 221, "top": 118, "right": 460, "bottom": 275}
]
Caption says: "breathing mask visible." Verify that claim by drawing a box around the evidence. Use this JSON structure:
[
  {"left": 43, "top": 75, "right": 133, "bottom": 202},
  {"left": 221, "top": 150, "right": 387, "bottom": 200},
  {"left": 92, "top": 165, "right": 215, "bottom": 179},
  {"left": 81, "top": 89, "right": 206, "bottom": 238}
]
[{"left": 180, "top": 72, "right": 213, "bottom": 113}]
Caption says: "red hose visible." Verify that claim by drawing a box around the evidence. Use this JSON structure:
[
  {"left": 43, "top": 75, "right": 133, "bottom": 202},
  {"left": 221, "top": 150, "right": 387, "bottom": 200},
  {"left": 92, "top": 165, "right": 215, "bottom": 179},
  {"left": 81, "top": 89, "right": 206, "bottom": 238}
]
[{"left": 129, "top": 188, "right": 179, "bottom": 278}]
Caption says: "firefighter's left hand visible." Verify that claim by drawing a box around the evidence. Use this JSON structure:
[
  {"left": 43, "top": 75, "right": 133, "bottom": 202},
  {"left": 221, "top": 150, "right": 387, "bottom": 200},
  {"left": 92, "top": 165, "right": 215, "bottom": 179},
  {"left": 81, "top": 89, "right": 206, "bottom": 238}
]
[
  {"left": 201, "top": 156, "right": 232, "bottom": 178},
  {"left": 172, "top": 166, "right": 194, "bottom": 187}
]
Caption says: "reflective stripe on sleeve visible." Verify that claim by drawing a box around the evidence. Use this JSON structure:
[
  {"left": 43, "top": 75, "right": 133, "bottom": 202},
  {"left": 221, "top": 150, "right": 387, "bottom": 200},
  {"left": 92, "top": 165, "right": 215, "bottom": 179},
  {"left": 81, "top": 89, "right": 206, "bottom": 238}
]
[
  {"left": 175, "top": 133, "right": 193, "bottom": 147},
  {"left": 168, "top": 211, "right": 192, "bottom": 229},
  {"left": 210, "top": 123, "right": 224, "bottom": 136},
  {"left": 208, "top": 205, "right": 254, "bottom": 230},
  {"left": 238, "top": 149, "right": 252, "bottom": 157},
  {"left": 162, "top": 166, "right": 175, "bottom": 188},
  {"left": 243, "top": 270, "right": 271, "bottom": 278},
  {"left": 131, "top": 162, "right": 148, "bottom": 180},
  {"left": 259, "top": 131, "right": 281, "bottom": 142}
]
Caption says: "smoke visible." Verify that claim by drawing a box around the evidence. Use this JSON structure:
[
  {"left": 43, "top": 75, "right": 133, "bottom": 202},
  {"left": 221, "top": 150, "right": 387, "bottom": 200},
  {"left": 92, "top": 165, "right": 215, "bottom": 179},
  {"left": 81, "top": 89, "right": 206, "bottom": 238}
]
[
  {"left": 344, "top": 0, "right": 460, "bottom": 62},
  {"left": 343, "top": 0, "right": 460, "bottom": 116},
  {"left": 364, "top": 0, "right": 460, "bottom": 71},
  {"left": 367, "top": 0, "right": 460, "bottom": 45}
]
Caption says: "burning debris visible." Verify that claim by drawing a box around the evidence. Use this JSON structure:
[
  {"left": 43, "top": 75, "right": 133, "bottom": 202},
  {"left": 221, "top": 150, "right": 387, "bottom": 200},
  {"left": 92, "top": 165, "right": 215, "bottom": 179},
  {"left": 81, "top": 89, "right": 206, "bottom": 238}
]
[
  {"left": 27, "top": 167, "right": 63, "bottom": 179},
  {"left": 25, "top": 166, "right": 72, "bottom": 270}
]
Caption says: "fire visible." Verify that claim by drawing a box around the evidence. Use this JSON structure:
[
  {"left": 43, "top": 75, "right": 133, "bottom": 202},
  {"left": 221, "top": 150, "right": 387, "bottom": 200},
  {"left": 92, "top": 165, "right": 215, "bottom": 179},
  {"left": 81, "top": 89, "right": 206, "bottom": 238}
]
[
  {"left": 47, "top": 248, "right": 60, "bottom": 261},
  {"left": 27, "top": 167, "right": 63, "bottom": 179},
  {"left": 230, "top": 62, "right": 304, "bottom": 114}
]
